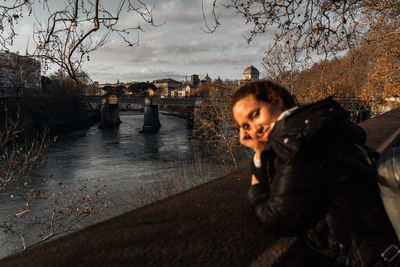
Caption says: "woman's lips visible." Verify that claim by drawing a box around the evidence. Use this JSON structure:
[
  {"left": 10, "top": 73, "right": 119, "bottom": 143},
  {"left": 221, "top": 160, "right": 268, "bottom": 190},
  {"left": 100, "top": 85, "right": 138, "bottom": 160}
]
[
  {"left": 257, "top": 127, "right": 271, "bottom": 142},
  {"left": 257, "top": 127, "right": 271, "bottom": 141}
]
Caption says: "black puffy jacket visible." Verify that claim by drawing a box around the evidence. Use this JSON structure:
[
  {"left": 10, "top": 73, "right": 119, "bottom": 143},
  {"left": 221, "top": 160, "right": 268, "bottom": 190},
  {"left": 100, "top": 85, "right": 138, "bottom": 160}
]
[{"left": 248, "top": 98, "right": 397, "bottom": 266}]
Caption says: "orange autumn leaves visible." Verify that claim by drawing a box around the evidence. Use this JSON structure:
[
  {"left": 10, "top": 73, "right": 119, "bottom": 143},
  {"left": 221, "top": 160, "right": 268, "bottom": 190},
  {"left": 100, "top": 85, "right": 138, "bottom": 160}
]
[
  {"left": 269, "top": 14, "right": 399, "bottom": 108},
  {"left": 360, "top": 20, "right": 400, "bottom": 104}
]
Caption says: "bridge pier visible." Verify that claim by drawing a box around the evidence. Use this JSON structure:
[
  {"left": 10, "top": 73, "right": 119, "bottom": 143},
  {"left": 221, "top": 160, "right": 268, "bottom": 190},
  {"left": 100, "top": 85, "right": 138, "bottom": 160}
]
[
  {"left": 191, "top": 99, "right": 204, "bottom": 135},
  {"left": 100, "top": 96, "right": 121, "bottom": 128},
  {"left": 141, "top": 98, "right": 161, "bottom": 133}
]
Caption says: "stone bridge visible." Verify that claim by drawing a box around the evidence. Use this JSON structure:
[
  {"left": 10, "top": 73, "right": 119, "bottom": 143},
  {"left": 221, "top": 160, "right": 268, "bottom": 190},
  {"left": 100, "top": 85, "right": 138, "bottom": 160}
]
[
  {"left": 77, "top": 96, "right": 197, "bottom": 106},
  {"left": 77, "top": 96, "right": 369, "bottom": 132},
  {"left": 77, "top": 96, "right": 200, "bottom": 132}
]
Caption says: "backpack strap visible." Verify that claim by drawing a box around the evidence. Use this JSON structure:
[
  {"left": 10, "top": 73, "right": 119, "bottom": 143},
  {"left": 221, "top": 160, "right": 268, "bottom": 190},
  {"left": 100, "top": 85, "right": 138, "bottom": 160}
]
[{"left": 336, "top": 144, "right": 378, "bottom": 174}]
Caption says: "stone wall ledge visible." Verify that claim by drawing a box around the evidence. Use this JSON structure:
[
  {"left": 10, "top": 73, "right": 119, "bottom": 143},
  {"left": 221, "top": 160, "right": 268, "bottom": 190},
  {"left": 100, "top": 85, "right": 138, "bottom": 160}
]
[{"left": 2, "top": 107, "right": 400, "bottom": 267}]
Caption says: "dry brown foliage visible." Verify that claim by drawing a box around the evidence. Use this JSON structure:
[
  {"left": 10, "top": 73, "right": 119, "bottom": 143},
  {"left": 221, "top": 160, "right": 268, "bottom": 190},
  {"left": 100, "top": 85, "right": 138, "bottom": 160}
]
[
  {"left": 192, "top": 82, "right": 251, "bottom": 171},
  {"left": 358, "top": 18, "right": 400, "bottom": 105},
  {"left": 0, "top": 110, "right": 47, "bottom": 190},
  {"left": 265, "top": 12, "right": 399, "bottom": 110},
  {"left": 0, "top": 109, "right": 109, "bottom": 253}
]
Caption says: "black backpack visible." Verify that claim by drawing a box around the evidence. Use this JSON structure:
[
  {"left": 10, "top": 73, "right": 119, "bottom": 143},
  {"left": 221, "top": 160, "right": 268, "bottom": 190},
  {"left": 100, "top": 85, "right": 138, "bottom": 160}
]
[
  {"left": 349, "top": 144, "right": 400, "bottom": 241},
  {"left": 340, "top": 144, "right": 400, "bottom": 265},
  {"left": 377, "top": 147, "right": 400, "bottom": 242}
]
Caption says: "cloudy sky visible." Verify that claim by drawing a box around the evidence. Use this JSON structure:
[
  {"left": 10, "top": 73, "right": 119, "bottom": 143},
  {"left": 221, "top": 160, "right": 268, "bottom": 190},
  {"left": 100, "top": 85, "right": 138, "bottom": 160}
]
[{"left": 11, "top": 0, "right": 275, "bottom": 83}]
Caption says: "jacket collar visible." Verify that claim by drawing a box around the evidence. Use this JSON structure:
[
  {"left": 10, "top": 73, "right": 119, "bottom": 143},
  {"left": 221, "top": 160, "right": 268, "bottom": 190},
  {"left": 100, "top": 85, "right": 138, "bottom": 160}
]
[
  {"left": 265, "top": 97, "right": 352, "bottom": 161},
  {"left": 269, "top": 106, "right": 299, "bottom": 133}
]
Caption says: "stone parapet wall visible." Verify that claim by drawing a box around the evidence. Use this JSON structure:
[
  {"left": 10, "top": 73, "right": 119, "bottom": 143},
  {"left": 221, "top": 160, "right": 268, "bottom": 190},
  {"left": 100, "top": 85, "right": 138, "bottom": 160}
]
[{"left": 1, "top": 107, "right": 400, "bottom": 267}]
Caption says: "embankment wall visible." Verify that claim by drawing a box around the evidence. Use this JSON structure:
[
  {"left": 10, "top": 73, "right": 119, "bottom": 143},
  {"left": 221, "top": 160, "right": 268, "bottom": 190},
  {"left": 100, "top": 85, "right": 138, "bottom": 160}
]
[{"left": 0, "top": 96, "right": 100, "bottom": 135}]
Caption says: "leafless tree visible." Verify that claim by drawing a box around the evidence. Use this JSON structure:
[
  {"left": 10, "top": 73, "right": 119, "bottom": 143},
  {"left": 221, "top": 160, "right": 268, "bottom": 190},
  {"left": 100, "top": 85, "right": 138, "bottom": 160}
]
[
  {"left": 33, "top": 0, "right": 157, "bottom": 85},
  {"left": 192, "top": 82, "right": 250, "bottom": 171},
  {"left": 0, "top": 0, "right": 152, "bottom": 253},
  {"left": 0, "top": 110, "right": 47, "bottom": 190},
  {"left": 262, "top": 39, "right": 304, "bottom": 94},
  {"left": 0, "top": 108, "right": 44, "bottom": 249},
  {"left": 0, "top": 0, "right": 33, "bottom": 49},
  {"left": 1, "top": 180, "right": 109, "bottom": 251},
  {"left": 0, "top": 109, "right": 109, "bottom": 252},
  {"left": 204, "top": 0, "right": 400, "bottom": 63},
  {"left": 0, "top": 0, "right": 157, "bottom": 86}
]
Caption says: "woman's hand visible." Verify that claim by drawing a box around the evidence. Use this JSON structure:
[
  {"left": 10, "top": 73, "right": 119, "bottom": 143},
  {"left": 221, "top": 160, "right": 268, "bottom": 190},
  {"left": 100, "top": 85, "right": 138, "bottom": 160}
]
[
  {"left": 239, "top": 129, "right": 266, "bottom": 157},
  {"left": 251, "top": 174, "right": 259, "bottom": 185}
]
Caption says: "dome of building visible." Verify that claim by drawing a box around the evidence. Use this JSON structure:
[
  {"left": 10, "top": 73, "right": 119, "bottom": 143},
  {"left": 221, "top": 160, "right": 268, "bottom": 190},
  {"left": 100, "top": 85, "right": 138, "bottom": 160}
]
[
  {"left": 242, "top": 65, "right": 260, "bottom": 80},
  {"left": 243, "top": 65, "right": 259, "bottom": 76}
]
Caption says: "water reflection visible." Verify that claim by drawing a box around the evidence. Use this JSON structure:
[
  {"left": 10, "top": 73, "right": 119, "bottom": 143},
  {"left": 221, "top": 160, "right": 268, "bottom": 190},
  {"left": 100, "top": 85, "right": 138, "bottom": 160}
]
[
  {"left": 143, "top": 133, "right": 160, "bottom": 160},
  {"left": 0, "top": 111, "right": 221, "bottom": 258}
]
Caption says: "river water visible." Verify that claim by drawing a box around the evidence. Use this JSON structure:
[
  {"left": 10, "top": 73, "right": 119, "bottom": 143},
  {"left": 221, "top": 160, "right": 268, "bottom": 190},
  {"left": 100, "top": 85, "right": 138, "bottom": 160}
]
[{"left": 0, "top": 111, "right": 223, "bottom": 258}]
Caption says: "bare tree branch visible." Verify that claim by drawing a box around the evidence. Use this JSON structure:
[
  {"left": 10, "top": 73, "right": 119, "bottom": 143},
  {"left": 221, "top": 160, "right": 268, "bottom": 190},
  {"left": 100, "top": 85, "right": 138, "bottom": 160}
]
[
  {"left": 201, "top": 0, "right": 220, "bottom": 33},
  {"left": 204, "top": 0, "right": 400, "bottom": 63},
  {"left": 0, "top": 0, "right": 33, "bottom": 48},
  {"left": 0, "top": 0, "right": 158, "bottom": 90}
]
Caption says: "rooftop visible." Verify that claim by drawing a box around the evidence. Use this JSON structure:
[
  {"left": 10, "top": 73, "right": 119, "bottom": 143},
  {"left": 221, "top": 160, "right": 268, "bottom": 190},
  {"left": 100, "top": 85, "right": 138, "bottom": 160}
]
[{"left": 243, "top": 65, "right": 259, "bottom": 75}]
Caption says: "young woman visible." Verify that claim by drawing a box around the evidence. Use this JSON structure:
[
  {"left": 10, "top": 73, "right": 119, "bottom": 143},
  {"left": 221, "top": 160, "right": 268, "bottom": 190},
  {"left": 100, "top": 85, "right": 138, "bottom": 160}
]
[{"left": 231, "top": 80, "right": 398, "bottom": 266}]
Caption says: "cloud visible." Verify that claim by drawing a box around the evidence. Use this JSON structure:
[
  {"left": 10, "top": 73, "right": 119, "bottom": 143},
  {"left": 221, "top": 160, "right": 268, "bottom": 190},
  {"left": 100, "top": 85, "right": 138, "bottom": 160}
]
[
  {"left": 89, "top": 36, "right": 239, "bottom": 66},
  {"left": 87, "top": 68, "right": 187, "bottom": 83},
  {"left": 153, "top": 0, "right": 204, "bottom": 26},
  {"left": 184, "top": 54, "right": 261, "bottom": 66},
  {"left": 11, "top": 0, "right": 273, "bottom": 83},
  {"left": 86, "top": 64, "right": 115, "bottom": 72}
]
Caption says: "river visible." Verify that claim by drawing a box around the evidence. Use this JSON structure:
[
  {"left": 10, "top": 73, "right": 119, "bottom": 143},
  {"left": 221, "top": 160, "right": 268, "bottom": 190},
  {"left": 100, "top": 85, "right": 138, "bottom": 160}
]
[{"left": 0, "top": 111, "right": 223, "bottom": 258}]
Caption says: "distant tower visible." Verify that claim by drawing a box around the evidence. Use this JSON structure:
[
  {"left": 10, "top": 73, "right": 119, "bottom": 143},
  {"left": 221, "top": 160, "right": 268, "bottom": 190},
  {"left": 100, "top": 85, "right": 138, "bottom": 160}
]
[
  {"left": 191, "top": 74, "right": 200, "bottom": 86},
  {"left": 242, "top": 66, "right": 259, "bottom": 80},
  {"left": 204, "top": 73, "right": 211, "bottom": 83}
]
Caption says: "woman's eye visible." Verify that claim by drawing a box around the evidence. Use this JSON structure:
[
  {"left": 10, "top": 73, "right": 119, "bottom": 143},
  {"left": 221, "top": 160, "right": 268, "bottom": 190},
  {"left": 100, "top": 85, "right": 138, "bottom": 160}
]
[
  {"left": 250, "top": 110, "right": 259, "bottom": 119},
  {"left": 242, "top": 124, "right": 250, "bottom": 130}
]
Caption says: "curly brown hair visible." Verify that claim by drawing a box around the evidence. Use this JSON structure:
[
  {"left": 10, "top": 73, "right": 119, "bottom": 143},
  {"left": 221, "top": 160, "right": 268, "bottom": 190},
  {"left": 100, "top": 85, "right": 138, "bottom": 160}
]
[{"left": 230, "top": 80, "right": 296, "bottom": 124}]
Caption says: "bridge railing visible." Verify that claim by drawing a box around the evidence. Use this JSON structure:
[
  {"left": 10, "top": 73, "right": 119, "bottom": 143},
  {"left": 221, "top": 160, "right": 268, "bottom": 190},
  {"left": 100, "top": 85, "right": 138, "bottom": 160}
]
[
  {"left": 76, "top": 96, "right": 198, "bottom": 106},
  {"left": 152, "top": 98, "right": 196, "bottom": 106}
]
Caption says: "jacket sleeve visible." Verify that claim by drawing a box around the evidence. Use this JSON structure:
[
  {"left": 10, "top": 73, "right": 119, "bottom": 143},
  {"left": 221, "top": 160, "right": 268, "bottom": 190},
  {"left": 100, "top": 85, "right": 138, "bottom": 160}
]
[
  {"left": 251, "top": 150, "right": 275, "bottom": 185},
  {"left": 248, "top": 158, "right": 324, "bottom": 236}
]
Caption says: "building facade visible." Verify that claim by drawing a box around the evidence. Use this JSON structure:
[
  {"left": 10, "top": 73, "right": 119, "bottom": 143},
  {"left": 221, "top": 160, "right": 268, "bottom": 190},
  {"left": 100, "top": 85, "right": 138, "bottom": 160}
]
[
  {"left": 0, "top": 51, "right": 41, "bottom": 97},
  {"left": 152, "top": 78, "right": 183, "bottom": 97}
]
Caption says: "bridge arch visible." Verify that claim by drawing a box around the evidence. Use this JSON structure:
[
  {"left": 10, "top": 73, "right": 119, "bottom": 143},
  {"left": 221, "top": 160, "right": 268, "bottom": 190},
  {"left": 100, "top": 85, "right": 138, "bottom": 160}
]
[{"left": 77, "top": 96, "right": 197, "bottom": 133}]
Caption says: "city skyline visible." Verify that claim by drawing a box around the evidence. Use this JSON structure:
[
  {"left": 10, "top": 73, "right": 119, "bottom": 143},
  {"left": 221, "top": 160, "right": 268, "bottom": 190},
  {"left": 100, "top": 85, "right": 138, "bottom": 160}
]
[{"left": 9, "top": 0, "right": 274, "bottom": 83}]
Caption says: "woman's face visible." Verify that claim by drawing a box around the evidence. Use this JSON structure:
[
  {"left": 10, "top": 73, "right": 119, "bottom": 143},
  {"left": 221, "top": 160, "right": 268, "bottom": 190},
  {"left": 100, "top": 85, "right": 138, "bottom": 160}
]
[{"left": 232, "top": 95, "right": 283, "bottom": 143}]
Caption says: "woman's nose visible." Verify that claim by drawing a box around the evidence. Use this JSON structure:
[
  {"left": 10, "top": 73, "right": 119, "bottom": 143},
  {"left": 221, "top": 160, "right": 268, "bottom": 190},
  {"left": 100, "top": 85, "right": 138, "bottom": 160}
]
[{"left": 248, "top": 124, "right": 263, "bottom": 139}]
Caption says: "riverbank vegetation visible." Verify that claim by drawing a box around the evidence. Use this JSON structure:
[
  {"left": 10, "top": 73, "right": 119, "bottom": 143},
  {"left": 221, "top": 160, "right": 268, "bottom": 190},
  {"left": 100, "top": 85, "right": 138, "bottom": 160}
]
[
  {"left": 0, "top": 110, "right": 108, "bottom": 254},
  {"left": 121, "top": 148, "right": 225, "bottom": 209},
  {"left": 43, "top": 69, "right": 99, "bottom": 96},
  {"left": 192, "top": 82, "right": 250, "bottom": 172}
]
